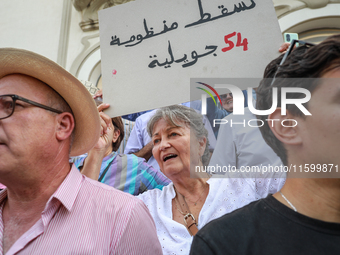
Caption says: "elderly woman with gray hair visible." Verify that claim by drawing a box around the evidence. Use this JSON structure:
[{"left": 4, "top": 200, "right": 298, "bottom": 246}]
[
  {"left": 136, "top": 104, "right": 285, "bottom": 255},
  {"left": 82, "top": 104, "right": 285, "bottom": 254}
]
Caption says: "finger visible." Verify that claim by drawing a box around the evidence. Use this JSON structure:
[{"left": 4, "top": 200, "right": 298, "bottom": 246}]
[
  {"left": 97, "top": 103, "right": 110, "bottom": 112},
  {"left": 279, "top": 42, "right": 290, "bottom": 53},
  {"left": 100, "top": 116, "right": 108, "bottom": 136},
  {"left": 99, "top": 111, "right": 112, "bottom": 128},
  {"left": 93, "top": 89, "right": 103, "bottom": 99}
]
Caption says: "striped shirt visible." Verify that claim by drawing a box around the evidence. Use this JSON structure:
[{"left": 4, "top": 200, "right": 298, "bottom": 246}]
[
  {"left": 0, "top": 165, "right": 162, "bottom": 255},
  {"left": 72, "top": 152, "right": 170, "bottom": 195}
]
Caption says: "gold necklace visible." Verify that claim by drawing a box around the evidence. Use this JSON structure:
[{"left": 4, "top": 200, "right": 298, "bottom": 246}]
[
  {"left": 174, "top": 196, "right": 187, "bottom": 215},
  {"left": 183, "top": 184, "right": 208, "bottom": 206},
  {"left": 174, "top": 186, "right": 187, "bottom": 215},
  {"left": 174, "top": 182, "right": 207, "bottom": 206}
]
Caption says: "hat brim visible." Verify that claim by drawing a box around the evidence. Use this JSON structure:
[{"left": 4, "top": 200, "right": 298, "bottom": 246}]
[{"left": 0, "top": 48, "right": 101, "bottom": 156}]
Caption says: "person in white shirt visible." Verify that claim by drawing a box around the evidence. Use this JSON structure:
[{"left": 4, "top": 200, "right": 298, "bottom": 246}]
[
  {"left": 209, "top": 106, "right": 283, "bottom": 174},
  {"left": 137, "top": 105, "right": 285, "bottom": 255}
]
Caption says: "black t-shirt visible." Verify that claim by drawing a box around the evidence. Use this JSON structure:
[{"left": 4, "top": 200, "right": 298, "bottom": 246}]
[{"left": 190, "top": 195, "right": 340, "bottom": 255}]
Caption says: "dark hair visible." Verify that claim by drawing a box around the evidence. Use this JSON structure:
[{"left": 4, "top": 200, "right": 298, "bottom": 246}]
[
  {"left": 111, "top": 117, "right": 125, "bottom": 151},
  {"left": 256, "top": 34, "right": 340, "bottom": 165}
]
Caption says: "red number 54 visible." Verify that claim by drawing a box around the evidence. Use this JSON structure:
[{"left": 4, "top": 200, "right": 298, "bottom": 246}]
[{"left": 222, "top": 32, "right": 248, "bottom": 52}]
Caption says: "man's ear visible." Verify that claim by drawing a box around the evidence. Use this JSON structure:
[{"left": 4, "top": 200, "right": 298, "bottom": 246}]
[
  {"left": 268, "top": 108, "right": 302, "bottom": 145},
  {"left": 55, "top": 112, "right": 75, "bottom": 141},
  {"left": 112, "top": 129, "right": 120, "bottom": 143}
]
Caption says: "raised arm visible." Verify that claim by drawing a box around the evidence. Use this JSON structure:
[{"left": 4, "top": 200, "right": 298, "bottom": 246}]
[
  {"left": 132, "top": 140, "right": 153, "bottom": 161},
  {"left": 81, "top": 103, "right": 113, "bottom": 180}
]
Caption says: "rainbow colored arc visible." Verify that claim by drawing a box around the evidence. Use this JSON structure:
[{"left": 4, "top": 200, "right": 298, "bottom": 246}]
[{"left": 196, "top": 82, "right": 223, "bottom": 107}]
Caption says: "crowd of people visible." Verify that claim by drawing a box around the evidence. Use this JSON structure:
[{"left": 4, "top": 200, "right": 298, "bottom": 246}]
[{"left": 0, "top": 34, "right": 339, "bottom": 254}]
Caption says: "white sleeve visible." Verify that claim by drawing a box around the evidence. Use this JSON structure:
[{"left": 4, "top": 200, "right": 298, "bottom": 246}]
[
  {"left": 124, "top": 117, "right": 144, "bottom": 154},
  {"left": 254, "top": 170, "right": 286, "bottom": 200},
  {"left": 209, "top": 118, "right": 236, "bottom": 174}
]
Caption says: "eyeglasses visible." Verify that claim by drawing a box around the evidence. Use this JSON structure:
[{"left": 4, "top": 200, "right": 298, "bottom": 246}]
[
  {"left": 270, "top": 39, "right": 315, "bottom": 86},
  {"left": 0, "top": 94, "right": 63, "bottom": 120},
  {"left": 221, "top": 93, "right": 233, "bottom": 100}
]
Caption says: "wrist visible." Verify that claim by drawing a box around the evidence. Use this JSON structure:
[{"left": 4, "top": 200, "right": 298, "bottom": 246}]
[{"left": 88, "top": 147, "right": 107, "bottom": 160}]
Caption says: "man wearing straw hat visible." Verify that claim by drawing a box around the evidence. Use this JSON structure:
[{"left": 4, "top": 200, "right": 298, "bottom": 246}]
[{"left": 0, "top": 48, "right": 162, "bottom": 254}]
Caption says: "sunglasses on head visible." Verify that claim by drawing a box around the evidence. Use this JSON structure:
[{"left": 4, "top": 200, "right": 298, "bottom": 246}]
[
  {"left": 270, "top": 39, "right": 315, "bottom": 87},
  {"left": 221, "top": 93, "right": 233, "bottom": 99}
]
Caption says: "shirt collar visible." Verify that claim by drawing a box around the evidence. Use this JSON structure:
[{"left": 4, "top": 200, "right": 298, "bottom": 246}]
[
  {"left": 0, "top": 189, "right": 8, "bottom": 204},
  {"left": 47, "top": 164, "right": 83, "bottom": 212},
  {"left": 103, "top": 151, "right": 118, "bottom": 161},
  {"left": 0, "top": 164, "right": 83, "bottom": 221}
]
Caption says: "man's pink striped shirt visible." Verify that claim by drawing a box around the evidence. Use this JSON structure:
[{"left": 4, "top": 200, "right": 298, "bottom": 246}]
[{"left": 0, "top": 165, "right": 162, "bottom": 255}]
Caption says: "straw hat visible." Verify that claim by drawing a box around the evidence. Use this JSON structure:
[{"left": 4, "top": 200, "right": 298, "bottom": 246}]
[{"left": 0, "top": 48, "right": 101, "bottom": 156}]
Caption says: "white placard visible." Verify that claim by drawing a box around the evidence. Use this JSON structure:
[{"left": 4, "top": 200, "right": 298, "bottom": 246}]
[{"left": 99, "top": 0, "right": 282, "bottom": 117}]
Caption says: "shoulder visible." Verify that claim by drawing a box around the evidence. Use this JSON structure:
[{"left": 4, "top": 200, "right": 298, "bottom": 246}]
[
  {"left": 80, "top": 179, "right": 163, "bottom": 255},
  {"left": 194, "top": 198, "right": 268, "bottom": 252},
  {"left": 215, "top": 107, "right": 229, "bottom": 119},
  {"left": 124, "top": 152, "right": 143, "bottom": 162},
  {"left": 206, "top": 196, "right": 266, "bottom": 228},
  {"left": 205, "top": 176, "right": 257, "bottom": 207},
  {"left": 81, "top": 176, "right": 146, "bottom": 213},
  {"left": 116, "top": 152, "right": 134, "bottom": 162},
  {"left": 137, "top": 182, "right": 173, "bottom": 206},
  {"left": 123, "top": 153, "right": 150, "bottom": 169}
]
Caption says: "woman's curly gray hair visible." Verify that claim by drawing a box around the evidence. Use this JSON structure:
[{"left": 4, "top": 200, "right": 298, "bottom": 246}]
[{"left": 147, "top": 105, "right": 210, "bottom": 166}]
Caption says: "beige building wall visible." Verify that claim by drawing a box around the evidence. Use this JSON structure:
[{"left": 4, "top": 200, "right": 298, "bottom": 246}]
[{"left": 0, "top": 0, "right": 64, "bottom": 62}]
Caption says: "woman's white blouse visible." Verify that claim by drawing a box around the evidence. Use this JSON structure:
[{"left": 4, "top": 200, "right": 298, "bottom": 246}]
[{"left": 138, "top": 172, "right": 285, "bottom": 255}]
